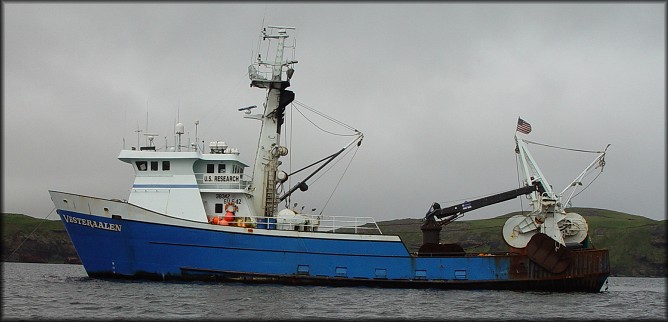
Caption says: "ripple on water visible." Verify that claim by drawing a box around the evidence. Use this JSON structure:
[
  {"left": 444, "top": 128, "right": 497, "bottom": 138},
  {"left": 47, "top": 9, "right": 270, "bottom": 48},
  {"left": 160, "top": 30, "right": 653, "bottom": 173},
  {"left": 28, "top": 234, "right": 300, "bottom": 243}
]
[{"left": 2, "top": 263, "right": 666, "bottom": 320}]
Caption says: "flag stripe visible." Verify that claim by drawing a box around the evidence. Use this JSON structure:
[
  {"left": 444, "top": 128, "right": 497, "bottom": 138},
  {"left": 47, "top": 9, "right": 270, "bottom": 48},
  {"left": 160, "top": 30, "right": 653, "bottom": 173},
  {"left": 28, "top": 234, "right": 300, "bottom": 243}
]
[{"left": 517, "top": 118, "right": 532, "bottom": 134}]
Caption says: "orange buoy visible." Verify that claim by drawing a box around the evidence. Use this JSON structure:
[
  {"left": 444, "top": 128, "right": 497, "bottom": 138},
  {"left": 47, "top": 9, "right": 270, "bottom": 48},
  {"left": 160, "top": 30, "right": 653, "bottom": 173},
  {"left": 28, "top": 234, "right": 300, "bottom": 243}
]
[
  {"left": 211, "top": 216, "right": 220, "bottom": 225},
  {"left": 219, "top": 219, "right": 229, "bottom": 226},
  {"left": 224, "top": 211, "right": 235, "bottom": 222}
]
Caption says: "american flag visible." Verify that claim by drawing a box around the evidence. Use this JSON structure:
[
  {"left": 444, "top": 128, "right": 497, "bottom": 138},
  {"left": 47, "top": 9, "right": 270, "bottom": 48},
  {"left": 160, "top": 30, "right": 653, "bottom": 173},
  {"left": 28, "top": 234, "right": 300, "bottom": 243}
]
[{"left": 516, "top": 118, "right": 532, "bottom": 134}]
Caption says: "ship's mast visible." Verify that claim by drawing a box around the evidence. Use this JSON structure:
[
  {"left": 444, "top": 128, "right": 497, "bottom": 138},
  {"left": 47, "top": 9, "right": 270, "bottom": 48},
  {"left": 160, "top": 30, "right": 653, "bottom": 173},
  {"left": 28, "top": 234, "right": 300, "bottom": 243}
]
[
  {"left": 514, "top": 135, "right": 566, "bottom": 245},
  {"left": 246, "top": 26, "right": 297, "bottom": 217}
]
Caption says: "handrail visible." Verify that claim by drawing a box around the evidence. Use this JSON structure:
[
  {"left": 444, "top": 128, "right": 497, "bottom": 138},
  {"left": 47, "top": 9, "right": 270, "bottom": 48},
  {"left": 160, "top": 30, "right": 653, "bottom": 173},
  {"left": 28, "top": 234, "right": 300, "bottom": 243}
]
[{"left": 207, "top": 213, "right": 383, "bottom": 235}]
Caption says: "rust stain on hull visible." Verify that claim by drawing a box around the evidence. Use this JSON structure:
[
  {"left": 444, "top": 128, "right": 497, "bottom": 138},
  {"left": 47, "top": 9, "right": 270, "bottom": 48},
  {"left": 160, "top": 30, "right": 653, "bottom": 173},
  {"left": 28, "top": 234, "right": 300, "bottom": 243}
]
[{"left": 506, "top": 248, "right": 609, "bottom": 292}]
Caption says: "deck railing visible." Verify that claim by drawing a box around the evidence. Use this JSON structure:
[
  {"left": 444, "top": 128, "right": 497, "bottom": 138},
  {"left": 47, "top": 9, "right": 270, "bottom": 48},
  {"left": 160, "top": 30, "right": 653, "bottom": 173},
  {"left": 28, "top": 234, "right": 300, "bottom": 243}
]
[
  {"left": 315, "top": 215, "right": 383, "bottom": 234},
  {"left": 208, "top": 214, "right": 383, "bottom": 235}
]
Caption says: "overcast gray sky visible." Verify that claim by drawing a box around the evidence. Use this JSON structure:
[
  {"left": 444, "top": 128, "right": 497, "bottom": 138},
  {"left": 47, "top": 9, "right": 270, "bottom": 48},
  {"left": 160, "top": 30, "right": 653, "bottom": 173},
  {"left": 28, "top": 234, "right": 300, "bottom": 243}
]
[{"left": 3, "top": 3, "right": 665, "bottom": 222}]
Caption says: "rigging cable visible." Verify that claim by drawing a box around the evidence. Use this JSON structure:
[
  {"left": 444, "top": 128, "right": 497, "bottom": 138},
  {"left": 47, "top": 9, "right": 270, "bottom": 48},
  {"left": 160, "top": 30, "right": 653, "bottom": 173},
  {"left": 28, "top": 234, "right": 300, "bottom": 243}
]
[
  {"left": 281, "top": 100, "right": 362, "bottom": 211},
  {"left": 294, "top": 99, "right": 356, "bottom": 130},
  {"left": 5, "top": 207, "right": 56, "bottom": 261},
  {"left": 310, "top": 142, "right": 358, "bottom": 186},
  {"left": 288, "top": 150, "right": 345, "bottom": 177},
  {"left": 570, "top": 166, "right": 604, "bottom": 201},
  {"left": 292, "top": 105, "right": 358, "bottom": 137},
  {"left": 523, "top": 139, "right": 605, "bottom": 154},
  {"left": 285, "top": 100, "right": 360, "bottom": 183},
  {"left": 518, "top": 138, "right": 607, "bottom": 207},
  {"left": 293, "top": 100, "right": 358, "bottom": 135},
  {"left": 318, "top": 143, "right": 361, "bottom": 215}
]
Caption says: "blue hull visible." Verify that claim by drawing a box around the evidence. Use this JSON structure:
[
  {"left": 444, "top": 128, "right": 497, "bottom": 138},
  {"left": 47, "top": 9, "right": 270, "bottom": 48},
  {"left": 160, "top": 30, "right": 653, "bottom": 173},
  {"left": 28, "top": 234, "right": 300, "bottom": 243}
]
[{"left": 58, "top": 210, "right": 609, "bottom": 292}]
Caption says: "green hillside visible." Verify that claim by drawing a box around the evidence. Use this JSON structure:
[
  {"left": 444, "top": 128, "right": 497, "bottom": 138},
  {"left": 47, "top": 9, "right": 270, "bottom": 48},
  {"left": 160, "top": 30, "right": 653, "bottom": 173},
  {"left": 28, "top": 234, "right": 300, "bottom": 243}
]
[
  {"left": 2, "top": 209, "right": 665, "bottom": 276},
  {"left": 2, "top": 213, "right": 78, "bottom": 264},
  {"left": 571, "top": 208, "right": 666, "bottom": 276}
]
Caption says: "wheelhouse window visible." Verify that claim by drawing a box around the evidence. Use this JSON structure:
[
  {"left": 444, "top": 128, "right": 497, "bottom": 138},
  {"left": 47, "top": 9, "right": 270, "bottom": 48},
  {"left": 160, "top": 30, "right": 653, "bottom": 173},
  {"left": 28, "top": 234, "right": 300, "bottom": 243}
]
[
  {"left": 232, "top": 165, "right": 243, "bottom": 174},
  {"left": 218, "top": 164, "right": 226, "bottom": 173},
  {"left": 162, "top": 161, "right": 170, "bottom": 171},
  {"left": 207, "top": 164, "right": 214, "bottom": 173},
  {"left": 136, "top": 161, "right": 147, "bottom": 171},
  {"left": 151, "top": 161, "right": 158, "bottom": 171},
  {"left": 215, "top": 203, "right": 223, "bottom": 213}
]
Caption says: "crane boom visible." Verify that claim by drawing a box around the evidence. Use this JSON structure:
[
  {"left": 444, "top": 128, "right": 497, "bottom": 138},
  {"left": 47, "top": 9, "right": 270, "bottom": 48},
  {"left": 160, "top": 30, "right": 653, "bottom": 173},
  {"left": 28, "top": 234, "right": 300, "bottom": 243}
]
[
  {"left": 424, "top": 184, "right": 540, "bottom": 225},
  {"left": 420, "top": 184, "right": 540, "bottom": 248}
]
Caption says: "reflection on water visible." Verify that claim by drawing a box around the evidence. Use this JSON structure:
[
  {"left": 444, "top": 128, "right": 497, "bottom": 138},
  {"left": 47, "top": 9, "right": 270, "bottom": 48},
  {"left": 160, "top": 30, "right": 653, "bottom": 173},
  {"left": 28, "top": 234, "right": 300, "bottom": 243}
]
[{"left": 2, "top": 262, "right": 665, "bottom": 320}]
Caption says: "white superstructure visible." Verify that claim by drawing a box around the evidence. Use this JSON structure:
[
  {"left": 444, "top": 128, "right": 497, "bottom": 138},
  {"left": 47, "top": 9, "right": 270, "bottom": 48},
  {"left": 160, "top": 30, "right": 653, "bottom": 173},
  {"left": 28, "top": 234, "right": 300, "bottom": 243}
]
[{"left": 118, "top": 138, "right": 251, "bottom": 224}]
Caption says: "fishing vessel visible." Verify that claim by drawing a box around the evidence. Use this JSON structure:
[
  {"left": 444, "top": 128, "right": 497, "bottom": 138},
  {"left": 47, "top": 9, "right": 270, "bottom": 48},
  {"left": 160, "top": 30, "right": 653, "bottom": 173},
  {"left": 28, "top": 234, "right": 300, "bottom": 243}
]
[{"left": 50, "top": 26, "right": 610, "bottom": 292}]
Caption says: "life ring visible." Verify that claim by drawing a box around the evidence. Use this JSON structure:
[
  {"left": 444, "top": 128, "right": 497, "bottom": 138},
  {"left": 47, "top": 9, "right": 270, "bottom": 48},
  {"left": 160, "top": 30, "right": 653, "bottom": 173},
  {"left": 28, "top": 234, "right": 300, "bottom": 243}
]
[{"left": 224, "top": 201, "right": 239, "bottom": 213}]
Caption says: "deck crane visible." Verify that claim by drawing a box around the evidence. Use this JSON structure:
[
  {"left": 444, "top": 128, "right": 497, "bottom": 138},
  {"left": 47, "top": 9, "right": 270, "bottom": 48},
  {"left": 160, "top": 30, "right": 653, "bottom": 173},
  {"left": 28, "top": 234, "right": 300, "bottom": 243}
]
[
  {"left": 502, "top": 135, "right": 609, "bottom": 250},
  {"left": 419, "top": 133, "right": 609, "bottom": 275},
  {"left": 419, "top": 184, "right": 540, "bottom": 256}
]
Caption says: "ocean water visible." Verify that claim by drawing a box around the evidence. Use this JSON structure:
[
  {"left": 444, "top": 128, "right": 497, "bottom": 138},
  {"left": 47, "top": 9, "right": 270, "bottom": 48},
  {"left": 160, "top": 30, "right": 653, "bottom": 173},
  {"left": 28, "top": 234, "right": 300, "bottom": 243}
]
[{"left": 1, "top": 262, "right": 665, "bottom": 320}]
